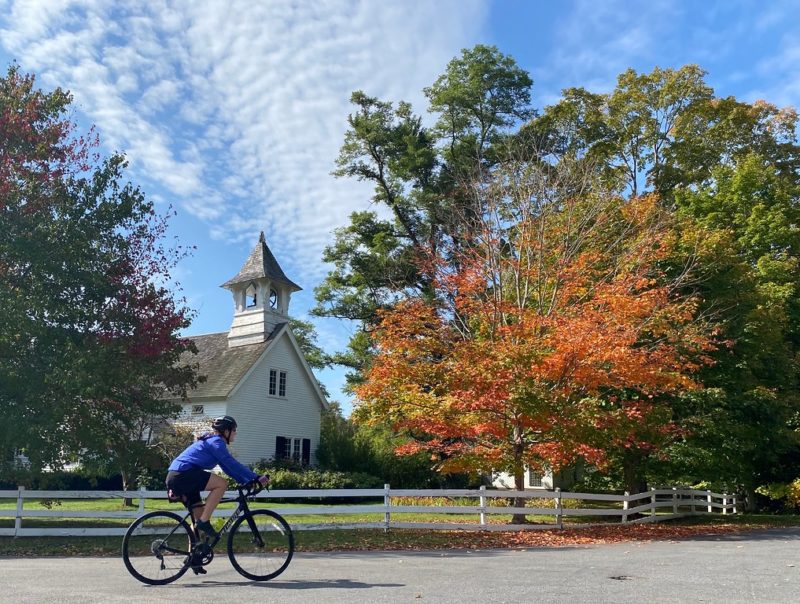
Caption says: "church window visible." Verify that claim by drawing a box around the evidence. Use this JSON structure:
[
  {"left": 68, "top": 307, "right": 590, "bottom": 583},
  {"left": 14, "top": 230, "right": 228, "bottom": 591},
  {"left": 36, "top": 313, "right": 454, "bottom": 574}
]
[
  {"left": 275, "top": 436, "right": 311, "bottom": 465},
  {"left": 269, "top": 369, "right": 287, "bottom": 397},
  {"left": 269, "top": 288, "right": 278, "bottom": 309},
  {"left": 191, "top": 404, "right": 204, "bottom": 415}
]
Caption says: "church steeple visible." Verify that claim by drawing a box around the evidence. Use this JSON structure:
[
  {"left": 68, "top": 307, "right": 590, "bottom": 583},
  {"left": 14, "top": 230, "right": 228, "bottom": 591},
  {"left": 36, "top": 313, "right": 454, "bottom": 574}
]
[{"left": 222, "top": 232, "right": 301, "bottom": 347}]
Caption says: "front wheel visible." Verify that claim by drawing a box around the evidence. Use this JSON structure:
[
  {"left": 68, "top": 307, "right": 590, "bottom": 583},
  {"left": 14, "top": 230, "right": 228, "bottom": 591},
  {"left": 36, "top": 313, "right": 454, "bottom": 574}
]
[
  {"left": 122, "top": 511, "right": 195, "bottom": 585},
  {"left": 228, "top": 509, "right": 294, "bottom": 581}
]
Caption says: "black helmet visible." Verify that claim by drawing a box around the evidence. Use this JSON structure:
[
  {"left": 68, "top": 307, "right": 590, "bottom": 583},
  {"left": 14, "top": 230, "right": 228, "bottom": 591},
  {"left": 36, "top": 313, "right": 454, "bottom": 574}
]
[{"left": 211, "top": 415, "right": 237, "bottom": 432}]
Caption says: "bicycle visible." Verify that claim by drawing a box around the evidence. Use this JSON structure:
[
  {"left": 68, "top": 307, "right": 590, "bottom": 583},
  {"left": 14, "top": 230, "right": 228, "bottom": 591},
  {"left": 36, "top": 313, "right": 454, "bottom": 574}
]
[{"left": 122, "top": 482, "right": 294, "bottom": 585}]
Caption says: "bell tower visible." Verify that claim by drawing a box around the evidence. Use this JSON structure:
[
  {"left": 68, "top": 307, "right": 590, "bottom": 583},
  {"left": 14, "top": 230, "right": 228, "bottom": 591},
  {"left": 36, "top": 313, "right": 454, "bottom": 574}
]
[{"left": 221, "top": 232, "right": 302, "bottom": 347}]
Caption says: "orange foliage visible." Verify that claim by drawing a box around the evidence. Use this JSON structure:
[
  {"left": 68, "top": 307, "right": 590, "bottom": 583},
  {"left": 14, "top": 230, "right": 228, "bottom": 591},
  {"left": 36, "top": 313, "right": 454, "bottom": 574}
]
[{"left": 355, "top": 193, "right": 716, "bottom": 478}]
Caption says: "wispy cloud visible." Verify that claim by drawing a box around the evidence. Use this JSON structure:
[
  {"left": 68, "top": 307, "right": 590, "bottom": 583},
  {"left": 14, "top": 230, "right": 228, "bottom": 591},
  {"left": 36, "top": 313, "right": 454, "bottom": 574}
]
[
  {"left": 753, "top": 35, "right": 800, "bottom": 108},
  {"left": 0, "top": 0, "right": 486, "bottom": 280},
  {"left": 534, "top": 0, "right": 679, "bottom": 101}
]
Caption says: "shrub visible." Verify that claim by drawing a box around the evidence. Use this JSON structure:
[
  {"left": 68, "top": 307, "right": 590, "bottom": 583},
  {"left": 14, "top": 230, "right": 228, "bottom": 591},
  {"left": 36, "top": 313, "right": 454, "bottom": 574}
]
[
  {"left": 0, "top": 466, "right": 123, "bottom": 490},
  {"left": 756, "top": 480, "right": 800, "bottom": 512},
  {"left": 223, "top": 463, "right": 383, "bottom": 503}
]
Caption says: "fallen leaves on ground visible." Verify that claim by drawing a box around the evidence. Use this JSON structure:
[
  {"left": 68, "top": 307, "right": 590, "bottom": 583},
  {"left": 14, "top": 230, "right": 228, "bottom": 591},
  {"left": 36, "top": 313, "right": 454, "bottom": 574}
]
[{"left": 296, "top": 522, "right": 771, "bottom": 552}]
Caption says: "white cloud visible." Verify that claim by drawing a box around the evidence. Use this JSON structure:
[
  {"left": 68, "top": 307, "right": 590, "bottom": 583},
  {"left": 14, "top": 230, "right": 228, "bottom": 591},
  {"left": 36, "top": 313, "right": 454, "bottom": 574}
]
[
  {"left": 1, "top": 0, "right": 485, "bottom": 283},
  {"left": 753, "top": 35, "right": 800, "bottom": 109}
]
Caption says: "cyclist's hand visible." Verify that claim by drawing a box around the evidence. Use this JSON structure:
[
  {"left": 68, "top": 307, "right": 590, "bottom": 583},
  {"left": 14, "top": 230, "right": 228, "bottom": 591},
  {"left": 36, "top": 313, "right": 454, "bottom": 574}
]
[{"left": 257, "top": 474, "right": 270, "bottom": 486}]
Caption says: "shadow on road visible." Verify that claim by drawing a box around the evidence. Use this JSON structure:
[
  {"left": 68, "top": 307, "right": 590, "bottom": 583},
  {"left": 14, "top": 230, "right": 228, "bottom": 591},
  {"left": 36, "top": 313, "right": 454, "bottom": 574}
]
[
  {"left": 174, "top": 578, "right": 405, "bottom": 590},
  {"left": 681, "top": 527, "right": 800, "bottom": 542},
  {"left": 294, "top": 546, "right": 586, "bottom": 560}
]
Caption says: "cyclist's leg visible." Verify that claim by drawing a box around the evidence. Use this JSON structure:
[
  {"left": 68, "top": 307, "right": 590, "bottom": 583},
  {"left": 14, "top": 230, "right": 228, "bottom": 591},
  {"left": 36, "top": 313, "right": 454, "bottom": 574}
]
[
  {"left": 196, "top": 473, "right": 227, "bottom": 523},
  {"left": 181, "top": 495, "right": 208, "bottom": 573}
]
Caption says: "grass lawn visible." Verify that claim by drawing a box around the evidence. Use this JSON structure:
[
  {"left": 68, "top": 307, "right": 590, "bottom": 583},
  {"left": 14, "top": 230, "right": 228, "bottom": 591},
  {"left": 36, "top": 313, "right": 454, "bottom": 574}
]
[
  {"left": 1, "top": 505, "right": 798, "bottom": 557},
  {"left": 1, "top": 496, "right": 597, "bottom": 529}
]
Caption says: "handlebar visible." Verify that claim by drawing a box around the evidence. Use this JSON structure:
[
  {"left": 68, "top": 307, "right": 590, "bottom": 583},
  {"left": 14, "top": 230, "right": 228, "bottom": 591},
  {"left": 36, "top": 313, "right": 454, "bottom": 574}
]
[{"left": 238, "top": 480, "right": 267, "bottom": 498}]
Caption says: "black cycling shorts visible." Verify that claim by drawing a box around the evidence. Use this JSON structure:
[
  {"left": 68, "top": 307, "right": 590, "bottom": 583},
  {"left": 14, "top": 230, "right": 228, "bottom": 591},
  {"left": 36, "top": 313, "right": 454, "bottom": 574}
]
[{"left": 166, "top": 469, "right": 211, "bottom": 508}]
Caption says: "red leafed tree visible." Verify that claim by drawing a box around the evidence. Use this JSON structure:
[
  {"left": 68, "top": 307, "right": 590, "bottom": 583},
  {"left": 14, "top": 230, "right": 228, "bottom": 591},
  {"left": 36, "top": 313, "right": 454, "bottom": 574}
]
[
  {"left": 355, "top": 154, "right": 716, "bottom": 509},
  {"left": 0, "top": 65, "right": 200, "bottom": 490}
]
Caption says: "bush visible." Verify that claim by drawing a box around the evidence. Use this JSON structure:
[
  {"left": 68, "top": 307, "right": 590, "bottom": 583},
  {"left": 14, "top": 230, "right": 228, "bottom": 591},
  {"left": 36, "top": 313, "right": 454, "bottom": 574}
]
[
  {"left": 0, "top": 466, "right": 123, "bottom": 490},
  {"left": 316, "top": 408, "right": 477, "bottom": 488},
  {"left": 756, "top": 480, "right": 800, "bottom": 513},
  {"left": 222, "top": 463, "right": 384, "bottom": 503}
]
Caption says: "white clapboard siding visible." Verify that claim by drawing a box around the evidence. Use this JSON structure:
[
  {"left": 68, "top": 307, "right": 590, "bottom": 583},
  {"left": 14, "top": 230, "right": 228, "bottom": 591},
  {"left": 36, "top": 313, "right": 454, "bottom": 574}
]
[
  {"left": 3, "top": 486, "right": 737, "bottom": 537},
  {"left": 228, "top": 333, "right": 322, "bottom": 466}
]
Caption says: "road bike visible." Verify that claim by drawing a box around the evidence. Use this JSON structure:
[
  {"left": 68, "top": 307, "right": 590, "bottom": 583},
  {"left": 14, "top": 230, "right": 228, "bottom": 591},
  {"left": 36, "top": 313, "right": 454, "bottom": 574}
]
[{"left": 121, "top": 482, "right": 293, "bottom": 585}]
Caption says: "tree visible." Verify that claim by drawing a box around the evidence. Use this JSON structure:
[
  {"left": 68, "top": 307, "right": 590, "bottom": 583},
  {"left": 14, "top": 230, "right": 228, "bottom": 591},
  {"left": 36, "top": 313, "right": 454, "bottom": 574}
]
[
  {"left": 325, "top": 51, "right": 800, "bottom": 501},
  {"left": 501, "top": 63, "right": 800, "bottom": 498},
  {"left": 529, "top": 65, "right": 713, "bottom": 195},
  {"left": 317, "top": 402, "right": 455, "bottom": 487},
  {"left": 661, "top": 153, "right": 800, "bottom": 502},
  {"left": 355, "top": 148, "right": 716, "bottom": 509},
  {"left": 0, "top": 65, "right": 200, "bottom": 488},
  {"left": 315, "top": 45, "right": 533, "bottom": 391}
]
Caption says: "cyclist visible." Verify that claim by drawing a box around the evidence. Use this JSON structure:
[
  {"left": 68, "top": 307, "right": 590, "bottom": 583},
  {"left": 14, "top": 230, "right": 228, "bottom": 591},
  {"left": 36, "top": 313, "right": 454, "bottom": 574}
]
[{"left": 166, "top": 415, "right": 268, "bottom": 573}]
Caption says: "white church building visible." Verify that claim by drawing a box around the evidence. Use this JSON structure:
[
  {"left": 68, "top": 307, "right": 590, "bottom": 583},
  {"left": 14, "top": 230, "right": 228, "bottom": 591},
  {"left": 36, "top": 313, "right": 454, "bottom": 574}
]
[{"left": 173, "top": 232, "right": 328, "bottom": 466}]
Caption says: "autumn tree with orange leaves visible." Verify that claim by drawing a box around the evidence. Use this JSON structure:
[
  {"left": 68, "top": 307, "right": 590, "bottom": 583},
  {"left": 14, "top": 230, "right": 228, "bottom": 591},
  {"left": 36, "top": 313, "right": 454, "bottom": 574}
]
[{"left": 355, "top": 154, "right": 716, "bottom": 509}]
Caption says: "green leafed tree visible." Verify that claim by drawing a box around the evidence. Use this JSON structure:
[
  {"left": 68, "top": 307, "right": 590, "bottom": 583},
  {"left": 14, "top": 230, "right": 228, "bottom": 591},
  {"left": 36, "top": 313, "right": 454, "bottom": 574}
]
[
  {"left": 662, "top": 153, "right": 800, "bottom": 503},
  {"left": 0, "top": 65, "right": 201, "bottom": 490}
]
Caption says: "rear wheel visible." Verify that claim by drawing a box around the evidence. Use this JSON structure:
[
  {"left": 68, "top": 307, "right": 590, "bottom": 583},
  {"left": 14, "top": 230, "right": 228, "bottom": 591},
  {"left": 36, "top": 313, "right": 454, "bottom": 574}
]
[
  {"left": 122, "top": 511, "right": 195, "bottom": 585},
  {"left": 227, "top": 509, "right": 294, "bottom": 581}
]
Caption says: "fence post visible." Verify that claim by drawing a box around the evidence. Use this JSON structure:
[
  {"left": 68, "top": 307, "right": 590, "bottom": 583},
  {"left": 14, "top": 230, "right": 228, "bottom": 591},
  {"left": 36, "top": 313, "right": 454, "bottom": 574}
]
[
  {"left": 691, "top": 489, "right": 696, "bottom": 514},
  {"left": 651, "top": 488, "right": 657, "bottom": 518},
  {"left": 383, "top": 483, "right": 391, "bottom": 532},
  {"left": 479, "top": 485, "right": 486, "bottom": 527},
  {"left": 555, "top": 488, "right": 563, "bottom": 529},
  {"left": 622, "top": 491, "right": 629, "bottom": 524},
  {"left": 722, "top": 493, "right": 727, "bottom": 515},
  {"left": 14, "top": 486, "right": 24, "bottom": 538},
  {"left": 138, "top": 485, "right": 146, "bottom": 516},
  {"left": 672, "top": 487, "right": 678, "bottom": 515},
  {"left": 707, "top": 489, "right": 712, "bottom": 513},
  {"left": 733, "top": 494, "right": 737, "bottom": 514}
]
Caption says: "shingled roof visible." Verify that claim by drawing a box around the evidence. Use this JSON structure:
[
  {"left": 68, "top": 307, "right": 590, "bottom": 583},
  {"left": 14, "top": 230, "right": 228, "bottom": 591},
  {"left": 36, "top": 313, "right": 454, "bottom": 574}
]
[
  {"left": 176, "top": 326, "right": 284, "bottom": 400},
  {"left": 220, "top": 231, "right": 301, "bottom": 291}
]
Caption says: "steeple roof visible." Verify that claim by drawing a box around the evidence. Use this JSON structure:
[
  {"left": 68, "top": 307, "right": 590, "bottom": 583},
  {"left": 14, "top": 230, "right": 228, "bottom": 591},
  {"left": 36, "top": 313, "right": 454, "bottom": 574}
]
[{"left": 220, "top": 231, "right": 301, "bottom": 291}]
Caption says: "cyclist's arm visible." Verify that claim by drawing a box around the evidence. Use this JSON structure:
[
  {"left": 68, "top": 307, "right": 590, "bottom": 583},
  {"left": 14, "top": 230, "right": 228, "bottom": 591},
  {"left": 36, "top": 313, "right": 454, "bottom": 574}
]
[{"left": 208, "top": 439, "right": 258, "bottom": 484}]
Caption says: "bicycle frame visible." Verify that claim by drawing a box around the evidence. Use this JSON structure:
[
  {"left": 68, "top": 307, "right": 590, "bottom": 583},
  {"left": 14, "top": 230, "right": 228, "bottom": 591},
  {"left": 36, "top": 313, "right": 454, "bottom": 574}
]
[{"left": 161, "top": 485, "right": 264, "bottom": 555}]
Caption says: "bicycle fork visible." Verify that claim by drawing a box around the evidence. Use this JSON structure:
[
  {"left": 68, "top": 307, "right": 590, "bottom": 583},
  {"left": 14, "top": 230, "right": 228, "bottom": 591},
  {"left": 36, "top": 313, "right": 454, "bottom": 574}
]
[{"left": 245, "top": 513, "right": 266, "bottom": 547}]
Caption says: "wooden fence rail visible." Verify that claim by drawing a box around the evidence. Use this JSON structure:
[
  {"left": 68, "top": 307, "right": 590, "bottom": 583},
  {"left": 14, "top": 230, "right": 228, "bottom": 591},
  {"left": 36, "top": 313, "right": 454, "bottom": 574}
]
[{"left": 0, "top": 486, "right": 737, "bottom": 538}]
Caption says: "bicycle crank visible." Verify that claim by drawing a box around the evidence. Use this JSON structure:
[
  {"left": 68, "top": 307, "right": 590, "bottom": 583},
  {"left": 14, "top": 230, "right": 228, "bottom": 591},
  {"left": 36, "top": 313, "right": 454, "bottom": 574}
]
[{"left": 192, "top": 542, "right": 214, "bottom": 566}]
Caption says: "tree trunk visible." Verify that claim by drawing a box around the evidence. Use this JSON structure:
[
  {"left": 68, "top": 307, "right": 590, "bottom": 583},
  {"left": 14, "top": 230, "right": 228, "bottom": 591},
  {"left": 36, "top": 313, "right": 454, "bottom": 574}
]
[
  {"left": 511, "top": 464, "right": 528, "bottom": 524},
  {"left": 622, "top": 452, "right": 648, "bottom": 495},
  {"left": 510, "top": 436, "right": 528, "bottom": 524},
  {"left": 743, "top": 487, "right": 758, "bottom": 512},
  {"left": 121, "top": 469, "right": 134, "bottom": 508}
]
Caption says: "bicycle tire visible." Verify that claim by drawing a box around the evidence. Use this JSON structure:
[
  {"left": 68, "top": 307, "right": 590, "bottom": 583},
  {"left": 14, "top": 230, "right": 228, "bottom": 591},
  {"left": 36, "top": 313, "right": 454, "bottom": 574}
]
[
  {"left": 122, "top": 510, "right": 195, "bottom": 585},
  {"left": 227, "top": 509, "right": 294, "bottom": 581}
]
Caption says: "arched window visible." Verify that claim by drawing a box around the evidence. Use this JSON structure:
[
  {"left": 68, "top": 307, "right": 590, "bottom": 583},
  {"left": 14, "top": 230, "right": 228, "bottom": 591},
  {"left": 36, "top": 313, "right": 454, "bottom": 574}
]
[{"left": 245, "top": 282, "right": 257, "bottom": 308}]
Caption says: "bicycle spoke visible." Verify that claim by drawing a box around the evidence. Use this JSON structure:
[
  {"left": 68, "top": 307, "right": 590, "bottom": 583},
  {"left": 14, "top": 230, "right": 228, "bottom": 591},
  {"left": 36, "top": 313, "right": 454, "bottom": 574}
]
[
  {"left": 122, "top": 511, "right": 194, "bottom": 585},
  {"left": 227, "top": 510, "right": 294, "bottom": 581}
]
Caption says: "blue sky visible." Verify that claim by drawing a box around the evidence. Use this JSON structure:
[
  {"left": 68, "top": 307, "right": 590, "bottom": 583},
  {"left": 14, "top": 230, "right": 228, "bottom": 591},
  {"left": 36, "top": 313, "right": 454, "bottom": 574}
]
[{"left": 1, "top": 0, "right": 798, "bottom": 414}]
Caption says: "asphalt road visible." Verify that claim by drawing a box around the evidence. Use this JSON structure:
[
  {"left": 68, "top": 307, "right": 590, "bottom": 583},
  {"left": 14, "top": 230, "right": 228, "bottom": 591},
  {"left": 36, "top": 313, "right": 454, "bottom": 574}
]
[{"left": 2, "top": 528, "right": 799, "bottom": 603}]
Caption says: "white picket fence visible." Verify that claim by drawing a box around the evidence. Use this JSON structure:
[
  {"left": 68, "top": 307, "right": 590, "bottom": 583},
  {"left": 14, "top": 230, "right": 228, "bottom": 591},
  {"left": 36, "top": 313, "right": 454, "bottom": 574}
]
[{"left": 0, "top": 486, "right": 737, "bottom": 537}]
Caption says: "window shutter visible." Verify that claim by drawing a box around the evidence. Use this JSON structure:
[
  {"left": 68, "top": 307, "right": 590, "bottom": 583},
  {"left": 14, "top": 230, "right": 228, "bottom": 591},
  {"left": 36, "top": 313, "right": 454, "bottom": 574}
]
[
  {"left": 301, "top": 438, "right": 311, "bottom": 465},
  {"left": 275, "top": 436, "right": 286, "bottom": 460}
]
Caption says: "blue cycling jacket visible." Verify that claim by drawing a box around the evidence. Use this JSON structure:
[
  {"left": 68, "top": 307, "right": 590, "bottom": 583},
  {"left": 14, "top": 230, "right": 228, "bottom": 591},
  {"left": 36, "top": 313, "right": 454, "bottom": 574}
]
[{"left": 168, "top": 434, "right": 258, "bottom": 485}]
